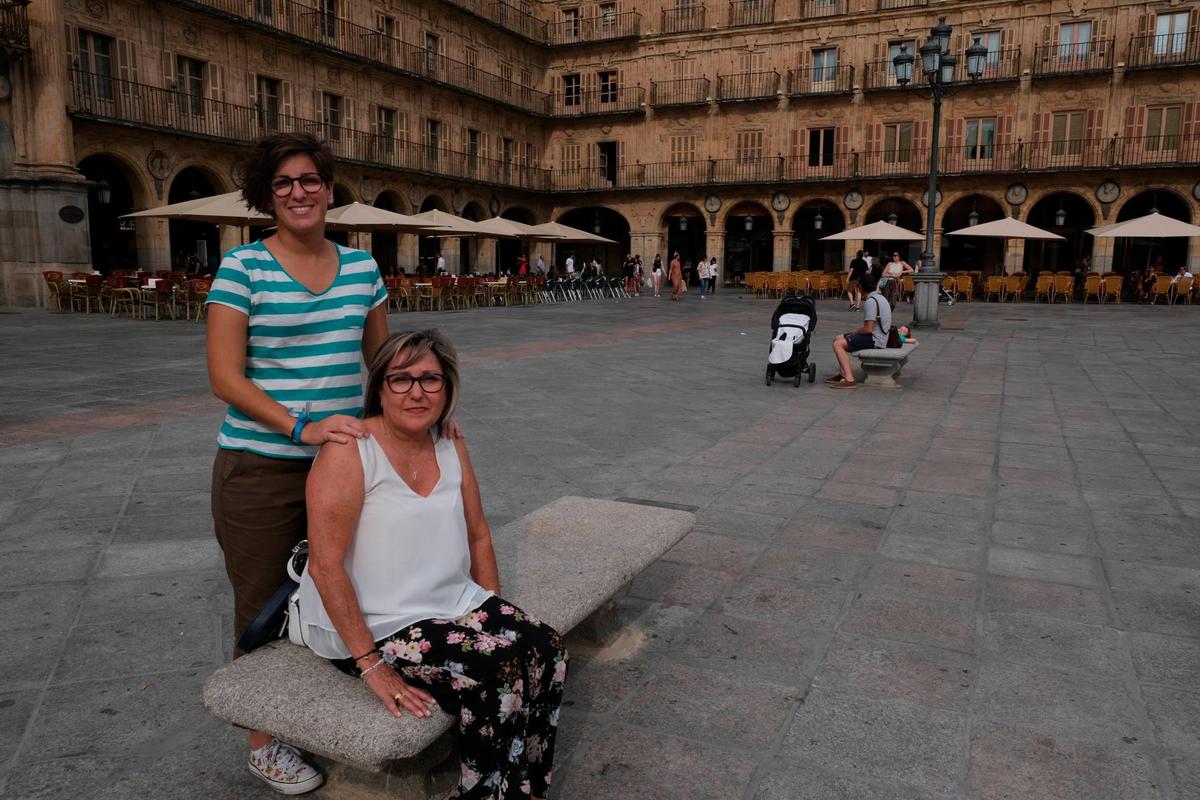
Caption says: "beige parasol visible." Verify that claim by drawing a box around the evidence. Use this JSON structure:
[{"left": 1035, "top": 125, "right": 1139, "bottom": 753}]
[
  {"left": 524, "top": 221, "right": 616, "bottom": 243},
  {"left": 945, "top": 218, "right": 1065, "bottom": 240},
  {"left": 324, "top": 202, "right": 451, "bottom": 232},
  {"left": 407, "top": 209, "right": 490, "bottom": 235},
  {"left": 122, "top": 191, "right": 271, "bottom": 226},
  {"left": 820, "top": 220, "right": 924, "bottom": 241},
  {"left": 1087, "top": 212, "right": 1200, "bottom": 238}
]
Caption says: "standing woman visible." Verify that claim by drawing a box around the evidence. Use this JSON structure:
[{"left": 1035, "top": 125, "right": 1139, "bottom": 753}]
[
  {"left": 205, "top": 133, "right": 389, "bottom": 795},
  {"left": 669, "top": 251, "right": 683, "bottom": 300},
  {"left": 652, "top": 254, "right": 663, "bottom": 297}
]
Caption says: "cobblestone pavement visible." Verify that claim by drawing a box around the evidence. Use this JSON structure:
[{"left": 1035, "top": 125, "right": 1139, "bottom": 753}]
[{"left": 1, "top": 293, "right": 1198, "bottom": 800}]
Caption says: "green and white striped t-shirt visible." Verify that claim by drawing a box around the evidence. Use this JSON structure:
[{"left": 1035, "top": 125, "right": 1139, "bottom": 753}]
[{"left": 206, "top": 240, "right": 388, "bottom": 459}]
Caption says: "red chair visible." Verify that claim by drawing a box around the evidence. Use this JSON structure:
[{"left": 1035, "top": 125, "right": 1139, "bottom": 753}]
[
  {"left": 42, "top": 270, "right": 66, "bottom": 311},
  {"left": 70, "top": 274, "right": 105, "bottom": 313}
]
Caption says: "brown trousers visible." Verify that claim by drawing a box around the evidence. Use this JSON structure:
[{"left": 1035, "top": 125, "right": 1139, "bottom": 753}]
[{"left": 211, "top": 448, "right": 312, "bottom": 658}]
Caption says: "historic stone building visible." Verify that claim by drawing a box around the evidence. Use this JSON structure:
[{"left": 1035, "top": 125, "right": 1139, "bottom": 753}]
[{"left": 2, "top": 0, "right": 1198, "bottom": 304}]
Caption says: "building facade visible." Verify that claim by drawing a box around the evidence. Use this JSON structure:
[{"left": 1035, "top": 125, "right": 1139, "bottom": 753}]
[{"left": 1, "top": 0, "right": 1198, "bottom": 303}]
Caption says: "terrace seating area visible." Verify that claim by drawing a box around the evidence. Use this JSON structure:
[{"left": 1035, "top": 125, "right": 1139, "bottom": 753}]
[{"left": 41, "top": 270, "right": 213, "bottom": 321}]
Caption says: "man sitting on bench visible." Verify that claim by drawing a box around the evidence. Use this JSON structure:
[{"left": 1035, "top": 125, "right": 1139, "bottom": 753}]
[
  {"left": 828, "top": 272, "right": 890, "bottom": 389},
  {"left": 289, "top": 329, "right": 568, "bottom": 799}
]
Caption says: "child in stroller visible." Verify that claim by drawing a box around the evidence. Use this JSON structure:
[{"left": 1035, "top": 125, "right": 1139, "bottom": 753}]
[{"left": 766, "top": 294, "right": 818, "bottom": 386}]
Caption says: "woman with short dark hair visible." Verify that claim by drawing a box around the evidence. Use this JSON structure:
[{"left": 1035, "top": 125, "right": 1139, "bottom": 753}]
[
  {"left": 299, "top": 329, "right": 568, "bottom": 800},
  {"left": 206, "top": 131, "right": 389, "bottom": 793}
]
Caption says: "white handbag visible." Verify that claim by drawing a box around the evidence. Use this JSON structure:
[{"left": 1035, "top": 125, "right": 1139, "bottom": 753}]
[{"left": 285, "top": 541, "right": 309, "bottom": 647}]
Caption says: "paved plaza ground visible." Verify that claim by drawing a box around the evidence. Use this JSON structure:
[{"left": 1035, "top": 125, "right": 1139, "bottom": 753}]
[{"left": 1, "top": 291, "right": 1199, "bottom": 800}]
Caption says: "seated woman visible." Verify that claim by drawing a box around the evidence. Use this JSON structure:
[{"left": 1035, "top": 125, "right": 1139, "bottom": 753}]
[{"left": 298, "top": 329, "right": 567, "bottom": 800}]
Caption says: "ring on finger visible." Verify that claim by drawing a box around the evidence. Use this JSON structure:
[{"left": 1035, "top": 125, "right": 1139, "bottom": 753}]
[{"left": 394, "top": 692, "right": 405, "bottom": 704}]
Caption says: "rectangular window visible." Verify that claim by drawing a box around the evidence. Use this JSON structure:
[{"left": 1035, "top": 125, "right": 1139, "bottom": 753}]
[
  {"left": 1146, "top": 106, "right": 1182, "bottom": 151},
  {"left": 1050, "top": 111, "right": 1084, "bottom": 155},
  {"left": 467, "top": 128, "right": 481, "bottom": 161},
  {"left": 425, "top": 33, "right": 439, "bottom": 73},
  {"left": 425, "top": 118, "right": 441, "bottom": 164},
  {"left": 597, "top": 141, "right": 617, "bottom": 183},
  {"left": 1058, "top": 21, "right": 1092, "bottom": 60},
  {"left": 808, "top": 128, "right": 835, "bottom": 167},
  {"left": 735, "top": 130, "right": 764, "bottom": 161},
  {"left": 464, "top": 47, "right": 478, "bottom": 81},
  {"left": 562, "top": 7, "right": 580, "bottom": 38},
  {"left": 524, "top": 142, "right": 534, "bottom": 168},
  {"left": 563, "top": 73, "right": 581, "bottom": 106},
  {"left": 319, "top": 0, "right": 337, "bottom": 39},
  {"left": 669, "top": 134, "right": 696, "bottom": 163},
  {"left": 77, "top": 30, "right": 115, "bottom": 100},
  {"left": 598, "top": 2, "right": 617, "bottom": 31},
  {"left": 975, "top": 30, "right": 1002, "bottom": 64},
  {"left": 672, "top": 58, "right": 696, "bottom": 81},
  {"left": 812, "top": 48, "right": 837, "bottom": 83},
  {"left": 376, "top": 105, "right": 396, "bottom": 155},
  {"left": 965, "top": 117, "right": 995, "bottom": 160},
  {"left": 561, "top": 141, "right": 581, "bottom": 171},
  {"left": 176, "top": 55, "right": 207, "bottom": 116},
  {"left": 375, "top": 14, "right": 395, "bottom": 60},
  {"left": 501, "top": 137, "right": 514, "bottom": 164},
  {"left": 598, "top": 70, "right": 618, "bottom": 103},
  {"left": 1155, "top": 11, "right": 1189, "bottom": 55},
  {"left": 322, "top": 92, "right": 343, "bottom": 139},
  {"left": 255, "top": 75, "right": 280, "bottom": 129},
  {"left": 888, "top": 40, "right": 916, "bottom": 79},
  {"left": 500, "top": 62, "right": 513, "bottom": 96},
  {"left": 883, "top": 122, "right": 913, "bottom": 163}
]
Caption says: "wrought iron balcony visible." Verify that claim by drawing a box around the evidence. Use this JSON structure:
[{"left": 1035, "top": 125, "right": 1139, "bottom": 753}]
[
  {"left": 1032, "top": 39, "right": 1115, "bottom": 77},
  {"left": 1128, "top": 32, "right": 1200, "bottom": 70},
  {"left": 729, "top": 0, "right": 773, "bottom": 27},
  {"left": 547, "top": 10, "right": 641, "bottom": 45},
  {"left": 862, "top": 58, "right": 923, "bottom": 91},
  {"left": 800, "top": 0, "right": 846, "bottom": 19},
  {"left": 660, "top": 4, "right": 705, "bottom": 35},
  {"left": 650, "top": 77, "right": 710, "bottom": 107},
  {"left": 433, "top": 0, "right": 547, "bottom": 44},
  {"left": 67, "top": 70, "right": 551, "bottom": 191},
  {"left": 716, "top": 71, "right": 780, "bottom": 102},
  {"left": 877, "top": 0, "right": 925, "bottom": 9},
  {"left": 545, "top": 86, "right": 644, "bottom": 117},
  {"left": 0, "top": 0, "right": 30, "bottom": 55},
  {"left": 159, "top": 0, "right": 547, "bottom": 114},
  {"left": 787, "top": 64, "right": 854, "bottom": 96},
  {"left": 965, "top": 46, "right": 1022, "bottom": 82}
]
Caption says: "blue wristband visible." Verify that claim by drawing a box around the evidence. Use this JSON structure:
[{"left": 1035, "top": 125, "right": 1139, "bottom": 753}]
[{"left": 291, "top": 411, "right": 311, "bottom": 444}]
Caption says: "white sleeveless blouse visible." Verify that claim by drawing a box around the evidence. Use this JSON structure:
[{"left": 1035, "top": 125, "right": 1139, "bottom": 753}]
[{"left": 296, "top": 432, "right": 493, "bottom": 659}]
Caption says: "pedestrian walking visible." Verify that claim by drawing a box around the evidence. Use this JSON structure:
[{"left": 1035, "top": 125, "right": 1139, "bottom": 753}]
[
  {"left": 708, "top": 256, "right": 719, "bottom": 294},
  {"left": 846, "top": 250, "right": 868, "bottom": 311},
  {"left": 669, "top": 252, "right": 683, "bottom": 300},
  {"left": 652, "top": 254, "right": 663, "bottom": 297},
  {"left": 696, "top": 257, "right": 710, "bottom": 299}
]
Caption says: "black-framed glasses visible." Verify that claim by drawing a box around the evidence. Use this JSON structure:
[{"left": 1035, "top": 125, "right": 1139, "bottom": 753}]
[
  {"left": 270, "top": 173, "right": 325, "bottom": 197},
  {"left": 385, "top": 373, "right": 446, "bottom": 394}
]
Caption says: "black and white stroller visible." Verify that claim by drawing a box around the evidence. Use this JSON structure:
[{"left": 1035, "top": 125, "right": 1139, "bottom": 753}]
[{"left": 766, "top": 295, "right": 818, "bottom": 387}]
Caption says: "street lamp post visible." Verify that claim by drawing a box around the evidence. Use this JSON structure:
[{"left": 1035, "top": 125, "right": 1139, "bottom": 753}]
[{"left": 893, "top": 20, "right": 988, "bottom": 327}]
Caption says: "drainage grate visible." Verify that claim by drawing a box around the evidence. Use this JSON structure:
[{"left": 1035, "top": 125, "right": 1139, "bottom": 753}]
[{"left": 614, "top": 497, "right": 700, "bottom": 512}]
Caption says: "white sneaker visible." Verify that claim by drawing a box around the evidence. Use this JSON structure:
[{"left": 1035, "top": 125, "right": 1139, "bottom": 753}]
[{"left": 249, "top": 740, "right": 324, "bottom": 795}]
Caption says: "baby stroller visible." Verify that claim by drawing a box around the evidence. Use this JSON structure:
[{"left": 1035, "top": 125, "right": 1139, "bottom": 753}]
[{"left": 766, "top": 294, "right": 817, "bottom": 387}]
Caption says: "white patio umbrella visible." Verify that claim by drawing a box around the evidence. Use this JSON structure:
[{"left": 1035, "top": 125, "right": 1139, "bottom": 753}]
[
  {"left": 1086, "top": 212, "right": 1200, "bottom": 238},
  {"left": 122, "top": 191, "right": 271, "bottom": 226},
  {"left": 524, "top": 221, "right": 616, "bottom": 243},
  {"left": 820, "top": 220, "right": 924, "bottom": 241},
  {"left": 473, "top": 216, "right": 562, "bottom": 240},
  {"left": 408, "top": 209, "right": 489, "bottom": 235},
  {"left": 324, "top": 202, "right": 450, "bottom": 232},
  {"left": 945, "top": 218, "right": 1065, "bottom": 240}
]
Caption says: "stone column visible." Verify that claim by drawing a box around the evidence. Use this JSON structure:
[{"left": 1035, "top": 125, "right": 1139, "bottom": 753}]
[
  {"left": 843, "top": 239, "right": 864, "bottom": 270},
  {"left": 399, "top": 234, "right": 419, "bottom": 273},
  {"left": 705, "top": 230, "right": 725, "bottom": 286},
  {"left": 1188, "top": 237, "right": 1200, "bottom": 273},
  {"left": 1091, "top": 237, "right": 1115, "bottom": 273},
  {"left": 12, "top": 0, "right": 77, "bottom": 177},
  {"left": 629, "top": 230, "right": 662, "bottom": 264},
  {"left": 772, "top": 231, "right": 792, "bottom": 272},
  {"left": 1003, "top": 239, "right": 1025, "bottom": 275},
  {"left": 476, "top": 239, "right": 497, "bottom": 274}
]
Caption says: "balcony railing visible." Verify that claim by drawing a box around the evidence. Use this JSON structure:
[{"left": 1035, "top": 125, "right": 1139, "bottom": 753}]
[
  {"left": 729, "top": 0, "right": 773, "bottom": 27},
  {"left": 547, "top": 10, "right": 641, "bottom": 45},
  {"left": 660, "top": 4, "right": 705, "bottom": 34},
  {"left": 801, "top": 0, "right": 846, "bottom": 18},
  {"left": 877, "top": 0, "right": 926, "bottom": 9},
  {"left": 967, "top": 46, "right": 1022, "bottom": 82},
  {"left": 787, "top": 64, "right": 854, "bottom": 96},
  {"left": 650, "top": 77, "right": 710, "bottom": 107},
  {"left": 1032, "top": 40, "right": 1115, "bottom": 76},
  {"left": 434, "top": 0, "right": 547, "bottom": 44},
  {"left": 161, "top": 0, "right": 547, "bottom": 114},
  {"left": 0, "top": 1, "right": 30, "bottom": 55},
  {"left": 716, "top": 70, "right": 780, "bottom": 101},
  {"left": 546, "top": 86, "right": 644, "bottom": 116},
  {"left": 1128, "top": 32, "right": 1200, "bottom": 69},
  {"left": 862, "top": 58, "right": 921, "bottom": 90},
  {"left": 68, "top": 70, "right": 550, "bottom": 190}
]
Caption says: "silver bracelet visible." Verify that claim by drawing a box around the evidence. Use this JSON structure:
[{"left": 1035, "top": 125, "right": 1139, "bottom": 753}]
[{"left": 360, "top": 658, "right": 388, "bottom": 679}]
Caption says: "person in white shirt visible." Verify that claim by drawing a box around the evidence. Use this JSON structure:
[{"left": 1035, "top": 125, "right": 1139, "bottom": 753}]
[
  {"left": 435, "top": 253, "right": 446, "bottom": 274},
  {"left": 696, "top": 258, "right": 710, "bottom": 299},
  {"left": 565, "top": 255, "right": 575, "bottom": 274},
  {"left": 1171, "top": 266, "right": 1193, "bottom": 283},
  {"left": 708, "top": 257, "right": 719, "bottom": 293},
  {"left": 535, "top": 255, "right": 545, "bottom": 275}
]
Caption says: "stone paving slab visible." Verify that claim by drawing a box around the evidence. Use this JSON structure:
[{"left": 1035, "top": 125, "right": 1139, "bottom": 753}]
[{"left": 1, "top": 296, "right": 1199, "bottom": 799}]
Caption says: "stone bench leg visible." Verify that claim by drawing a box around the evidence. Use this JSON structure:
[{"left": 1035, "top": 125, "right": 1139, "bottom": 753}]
[
  {"left": 858, "top": 360, "right": 901, "bottom": 387},
  {"left": 314, "top": 735, "right": 458, "bottom": 800}
]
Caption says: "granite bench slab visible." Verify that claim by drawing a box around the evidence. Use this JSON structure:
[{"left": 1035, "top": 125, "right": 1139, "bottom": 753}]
[
  {"left": 853, "top": 341, "right": 920, "bottom": 387},
  {"left": 202, "top": 495, "right": 695, "bottom": 776}
]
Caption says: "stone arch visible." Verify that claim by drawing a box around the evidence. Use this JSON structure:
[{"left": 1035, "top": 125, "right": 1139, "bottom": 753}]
[
  {"left": 865, "top": 196, "right": 924, "bottom": 263},
  {"left": 939, "top": 193, "right": 1006, "bottom": 275},
  {"left": 1112, "top": 188, "right": 1194, "bottom": 276},
  {"left": 724, "top": 201, "right": 773, "bottom": 279},
  {"left": 660, "top": 202, "right": 706, "bottom": 275},
  {"left": 77, "top": 153, "right": 147, "bottom": 272},
  {"left": 556, "top": 206, "right": 631, "bottom": 273},
  {"left": 791, "top": 199, "right": 845, "bottom": 272},
  {"left": 1022, "top": 191, "right": 1095, "bottom": 276},
  {"left": 370, "top": 190, "right": 405, "bottom": 275},
  {"left": 166, "top": 165, "right": 224, "bottom": 271}
]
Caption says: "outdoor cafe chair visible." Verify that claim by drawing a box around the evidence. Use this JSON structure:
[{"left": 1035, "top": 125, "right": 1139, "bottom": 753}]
[
  {"left": 955, "top": 275, "right": 974, "bottom": 302},
  {"left": 941, "top": 275, "right": 957, "bottom": 298},
  {"left": 185, "top": 279, "right": 212, "bottom": 321},
  {"left": 1083, "top": 274, "right": 1103, "bottom": 304},
  {"left": 1054, "top": 274, "right": 1075, "bottom": 303},
  {"left": 1172, "top": 276, "right": 1194, "bottom": 304},
  {"left": 1102, "top": 274, "right": 1123, "bottom": 303},
  {"left": 70, "top": 274, "right": 105, "bottom": 313},
  {"left": 1033, "top": 274, "right": 1054, "bottom": 303},
  {"left": 1150, "top": 275, "right": 1174, "bottom": 304},
  {"left": 149, "top": 279, "right": 177, "bottom": 320},
  {"left": 42, "top": 271, "right": 66, "bottom": 311},
  {"left": 984, "top": 276, "right": 1004, "bottom": 302},
  {"left": 107, "top": 275, "right": 140, "bottom": 318},
  {"left": 1003, "top": 275, "right": 1023, "bottom": 302}
]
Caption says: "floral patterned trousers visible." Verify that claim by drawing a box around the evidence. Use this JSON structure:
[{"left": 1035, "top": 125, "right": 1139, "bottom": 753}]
[{"left": 336, "top": 596, "right": 568, "bottom": 799}]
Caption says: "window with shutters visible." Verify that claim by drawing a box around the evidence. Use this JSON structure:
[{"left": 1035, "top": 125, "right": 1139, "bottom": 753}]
[
  {"left": 974, "top": 31, "right": 1002, "bottom": 65},
  {"left": 500, "top": 62, "right": 513, "bottom": 88},
  {"left": 563, "top": 73, "right": 581, "bottom": 106},
  {"left": 463, "top": 47, "right": 478, "bottom": 82},
  {"left": 808, "top": 128, "right": 835, "bottom": 167},
  {"left": 563, "top": 8, "right": 581, "bottom": 38},
  {"left": 598, "top": 70, "right": 618, "bottom": 103},
  {"left": 735, "top": 130, "right": 764, "bottom": 161},
  {"left": 965, "top": 117, "right": 995, "bottom": 159},
  {"left": 812, "top": 48, "right": 837, "bottom": 83},
  {"left": 1051, "top": 111, "right": 1084, "bottom": 155},
  {"left": 561, "top": 141, "right": 581, "bottom": 171},
  {"left": 323, "top": 92, "right": 343, "bottom": 140},
  {"left": 599, "top": 2, "right": 617, "bottom": 32},
  {"left": 1058, "top": 21, "right": 1092, "bottom": 59},
  {"left": 883, "top": 122, "right": 913, "bottom": 163},
  {"left": 740, "top": 50, "right": 765, "bottom": 73},
  {"left": 77, "top": 30, "right": 115, "bottom": 100},
  {"left": 256, "top": 75, "right": 280, "bottom": 130},
  {"left": 888, "top": 40, "right": 916, "bottom": 79},
  {"left": 177, "top": 56, "right": 207, "bottom": 116},
  {"left": 375, "top": 14, "right": 395, "bottom": 61},
  {"left": 524, "top": 142, "right": 535, "bottom": 168},
  {"left": 669, "top": 134, "right": 696, "bottom": 163},
  {"left": 1154, "top": 12, "right": 1189, "bottom": 55},
  {"left": 1146, "top": 106, "right": 1182, "bottom": 151},
  {"left": 425, "top": 33, "right": 440, "bottom": 73},
  {"left": 320, "top": 0, "right": 337, "bottom": 39},
  {"left": 500, "top": 137, "right": 514, "bottom": 164},
  {"left": 425, "top": 119, "right": 441, "bottom": 165},
  {"left": 673, "top": 58, "right": 697, "bottom": 80},
  {"left": 376, "top": 105, "right": 396, "bottom": 154},
  {"left": 467, "top": 128, "right": 481, "bottom": 169}
]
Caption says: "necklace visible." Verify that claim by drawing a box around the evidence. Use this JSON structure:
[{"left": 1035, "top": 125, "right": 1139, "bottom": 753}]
[{"left": 379, "top": 424, "right": 427, "bottom": 485}]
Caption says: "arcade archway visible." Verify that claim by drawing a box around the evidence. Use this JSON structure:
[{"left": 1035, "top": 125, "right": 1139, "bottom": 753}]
[
  {"left": 1023, "top": 192, "right": 1094, "bottom": 276},
  {"left": 167, "top": 166, "right": 221, "bottom": 270},
  {"left": 371, "top": 190, "right": 403, "bottom": 275},
  {"left": 78, "top": 154, "right": 140, "bottom": 273},
  {"left": 556, "top": 207, "right": 630, "bottom": 274},
  {"left": 940, "top": 194, "right": 1005, "bottom": 274},
  {"left": 865, "top": 197, "right": 923, "bottom": 265},
  {"left": 499, "top": 206, "right": 536, "bottom": 274},
  {"left": 327, "top": 183, "right": 355, "bottom": 247},
  {"left": 662, "top": 203, "right": 706, "bottom": 281},
  {"left": 724, "top": 201, "right": 773, "bottom": 283},
  {"left": 791, "top": 201, "right": 844, "bottom": 272},
  {"left": 459, "top": 201, "right": 484, "bottom": 275},
  {"left": 1113, "top": 190, "right": 1192, "bottom": 276}
]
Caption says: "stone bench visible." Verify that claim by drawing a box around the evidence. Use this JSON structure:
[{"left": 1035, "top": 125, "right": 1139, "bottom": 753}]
[
  {"left": 852, "top": 341, "right": 920, "bottom": 387},
  {"left": 203, "top": 495, "right": 695, "bottom": 798}
]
